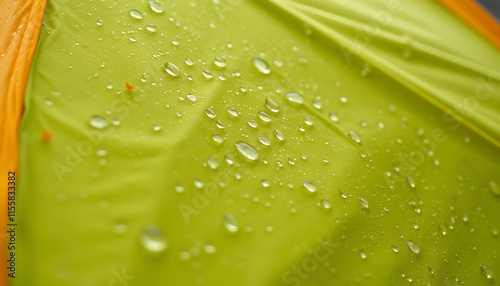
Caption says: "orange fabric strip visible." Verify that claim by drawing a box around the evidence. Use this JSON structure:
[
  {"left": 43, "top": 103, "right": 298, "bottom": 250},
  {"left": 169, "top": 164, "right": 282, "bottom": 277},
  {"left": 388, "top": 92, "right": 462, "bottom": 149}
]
[
  {"left": 0, "top": 0, "right": 47, "bottom": 283},
  {"left": 439, "top": 0, "right": 500, "bottom": 50}
]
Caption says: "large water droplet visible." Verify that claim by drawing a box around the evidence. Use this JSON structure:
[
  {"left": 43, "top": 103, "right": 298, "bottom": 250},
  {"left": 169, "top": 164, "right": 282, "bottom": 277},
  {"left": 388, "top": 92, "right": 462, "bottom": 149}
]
[
  {"left": 285, "top": 92, "right": 304, "bottom": 104},
  {"left": 223, "top": 214, "right": 239, "bottom": 233},
  {"left": 164, "top": 62, "right": 180, "bottom": 77},
  {"left": 89, "top": 116, "right": 108, "bottom": 129},
  {"left": 302, "top": 180, "right": 317, "bottom": 193},
  {"left": 488, "top": 181, "right": 500, "bottom": 196},
  {"left": 129, "top": 9, "right": 143, "bottom": 20},
  {"left": 235, "top": 141, "right": 259, "bottom": 161},
  {"left": 258, "top": 137, "right": 271, "bottom": 146},
  {"left": 359, "top": 197, "right": 369, "bottom": 209},
  {"left": 265, "top": 97, "right": 280, "bottom": 113},
  {"left": 141, "top": 225, "right": 167, "bottom": 254},
  {"left": 258, "top": 110, "right": 272, "bottom": 123},
  {"left": 407, "top": 240, "right": 420, "bottom": 254},
  {"left": 145, "top": 24, "right": 156, "bottom": 33},
  {"left": 227, "top": 107, "right": 239, "bottom": 117},
  {"left": 252, "top": 56, "right": 271, "bottom": 74},
  {"left": 202, "top": 70, "right": 213, "bottom": 79},
  {"left": 348, "top": 131, "right": 361, "bottom": 144},
  {"left": 481, "top": 265, "right": 494, "bottom": 279},
  {"left": 213, "top": 57, "right": 226, "bottom": 68},
  {"left": 148, "top": 1, "right": 163, "bottom": 13},
  {"left": 212, "top": 133, "right": 224, "bottom": 144},
  {"left": 273, "top": 129, "right": 284, "bottom": 141},
  {"left": 204, "top": 107, "right": 216, "bottom": 119}
]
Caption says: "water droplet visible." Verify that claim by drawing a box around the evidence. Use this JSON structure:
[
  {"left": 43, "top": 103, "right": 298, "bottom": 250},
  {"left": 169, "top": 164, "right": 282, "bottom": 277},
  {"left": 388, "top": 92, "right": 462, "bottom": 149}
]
[
  {"left": 407, "top": 176, "right": 416, "bottom": 189},
  {"left": 490, "top": 225, "right": 499, "bottom": 236},
  {"left": 304, "top": 116, "right": 314, "bottom": 126},
  {"left": 265, "top": 97, "right": 280, "bottom": 113},
  {"left": 164, "top": 62, "right": 180, "bottom": 77},
  {"left": 273, "top": 129, "right": 284, "bottom": 141},
  {"left": 227, "top": 107, "right": 239, "bottom": 117},
  {"left": 89, "top": 116, "right": 108, "bottom": 129},
  {"left": 481, "top": 265, "right": 493, "bottom": 279},
  {"left": 106, "top": 83, "right": 113, "bottom": 90},
  {"left": 407, "top": 240, "right": 420, "bottom": 254},
  {"left": 358, "top": 197, "right": 369, "bottom": 209},
  {"left": 96, "top": 19, "right": 103, "bottom": 26},
  {"left": 392, "top": 245, "right": 399, "bottom": 253},
  {"left": 207, "top": 157, "right": 219, "bottom": 170},
  {"left": 140, "top": 225, "right": 167, "bottom": 253},
  {"left": 252, "top": 56, "right": 271, "bottom": 74},
  {"left": 185, "top": 58, "right": 194, "bottom": 66},
  {"left": 212, "top": 133, "right": 224, "bottom": 144},
  {"left": 439, "top": 225, "right": 447, "bottom": 235},
  {"left": 152, "top": 122, "right": 162, "bottom": 132},
  {"left": 266, "top": 225, "right": 274, "bottom": 232},
  {"left": 258, "top": 110, "right": 272, "bottom": 123},
  {"left": 235, "top": 141, "right": 259, "bottom": 161},
  {"left": 202, "top": 70, "right": 213, "bottom": 79},
  {"left": 44, "top": 98, "right": 53, "bottom": 106},
  {"left": 213, "top": 57, "right": 226, "bottom": 68},
  {"left": 96, "top": 146, "right": 107, "bottom": 157},
  {"left": 312, "top": 99, "right": 322, "bottom": 110},
  {"left": 129, "top": 37, "right": 137, "bottom": 42},
  {"left": 204, "top": 107, "right": 216, "bottom": 119},
  {"left": 203, "top": 243, "right": 216, "bottom": 254},
  {"left": 193, "top": 178, "right": 204, "bottom": 189},
  {"left": 148, "top": 1, "right": 163, "bottom": 13},
  {"left": 223, "top": 214, "right": 239, "bottom": 233},
  {"left": 339, "top": 95, "right": 348, "bottom": 103},
  {"left": 285, "top": 92, "right": 304, "bottom": 104},
  {"left": 261, "top": 179, "right": 270, "bottom": 188},
  {"left": 488, "top": 181, "right": 500, "bottom": 196},
  {"left": 186, "top": 93, "right": 197, "bottom": 102},
  {"left": 348, "top": 131, "right": 361, "bottom": 144},
  {"left": 328, "top": 112, "right": 339, "bottom": 122},
  {"left": 145, "top": 24, "right": 156, "bottom": 32},
  {"left": 428, "top": 266, "right": 434, "bottom": 274},
  {"left": 113, "top": 222, "right": 128, "bottom": 234},
  {"left": 258, "top": 137, "right": 270, "bottom": 146},
  {"left": 360, "top": 251, "right": 367, "bottom": 259},
  {"left": 247, "top": 119, "right": 258, "bottom": 128},
  {"left": 129, "top": 9, "right": 143, "bottom": 20},
  {"left": 174, "top": 184, "right": 184, "bottom": 193},
  {"left": 302, "top": 180, "right": 317, "bottom": 193},
  {"left": 320, "top": 199, "right": 331, "bottom": 210}
]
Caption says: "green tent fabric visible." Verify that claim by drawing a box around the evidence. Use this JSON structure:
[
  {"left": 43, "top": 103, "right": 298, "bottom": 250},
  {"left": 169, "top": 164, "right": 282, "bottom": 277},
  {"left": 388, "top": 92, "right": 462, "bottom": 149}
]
[{"left": 16, "top": 0, "right": 500, "bottom": 285}]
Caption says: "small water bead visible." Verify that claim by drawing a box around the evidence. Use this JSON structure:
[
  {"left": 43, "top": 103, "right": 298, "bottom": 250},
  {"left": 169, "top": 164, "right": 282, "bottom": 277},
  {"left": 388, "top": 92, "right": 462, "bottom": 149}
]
[
  {"left": 490, "top": 225, "right": 499, "bottom": 236},
  {"left": 218, "top": 74, "right": 226, "bottom": 81},
  {"left": 203, "top": 244, "right": 216, "bottom": 254},
  {"left": 89, "top": 116, "right": 108, "bottom": 129},
  {"left": 186, "top": 93, "right": 197, "bottom": 102},
  {"left": 328, "top": 111, "right": 339, "bottom": 122},
  {"left": 488, "top": 181, "right": 500, "bottom": 196},
  {"left": 258, "top": 137, "right": 271, "bottom": 146},
  {"left": 145, "top": 24, "right": 156, "bottom": 32},
  {"left": 106, "top": 83, "right": 113, "bottom": 90},
  {"left": 481, "top": 265, "right": 493, "bottom": 279},
  {"left": 204, "top": 107, "right": 216, "bottom": 119},
  {"left": 407, "top": 240, "right": 420, "bottom": 254},
  {"left": 164, "top": 62, "right": 180, "bottom": 77},
  {"left": 320, "top": 199, "right": 331, "bottom": 210},
  {"left": 152, "top": 122, "right": 162, "bottom": 132},
  {"left": 358, "top": 197, "right": 369, "bottom": 209},
  {"left": 212, "top": 133, "right": 224, "bottom": 144},
  {"left": 252, "top": 56, "right": 271, "bottom": 74},
  {"left": 185, "top": 58, "right": 194, "bottom": 66},
  {"left": 428, "top": 266, "right": 434, "bottom": 274},
  {"left": 44, "top": 98, "right": 53, "bottom": 106},
  {"left": 302, "top": 180, "right": 317, "bottom": 193},
  {"left": 265, "top": 97, "right": 280, "bottom": 113},
  {"left": 312, "top": 99, "right": 322, "bottom": 110},
  {"left": 339, "top": 95, "right": 348, "bottom": 103},
  {"left": 439, "top": 225, "right": 447, "bottom": 235},
  {"left": 273, "top": 129, "right": 284, "bottom": 141},
  {"left": 96, "top": 146, "right": 107, "bottom": 157},
  {"left": 285, "top": 92, "right": 304, "bottom": 104},
  {"left": 129, "top": 37, "right": 137, "bottom": 42},
  {"left": 266, "top": 225, "right": 274, "bottom": 233},
  {"left": 140, "top": 225, "right": 167, "bottom": 254},
  {"left": 304, "top": 116, "right": 314, "bottom": 126},
  {"left": 407, "top": 176, "right": 416, "bottom": 189},
  {"left": 202, "top": 70, "right": 213, "bottom": 79},
  {"left": 348, "top": 131, "right": 361, "bottom": 144},
  {"left": 148, "top": 1, "right": 163, "bottom": 13},
  {"left": 391, "top": 245, "right": 399, "bottom": 253},
  {"left": 207, "top": 157, "right": 219, "bottom": 170},
  {"left": 223, "top": 214, "right": 239, "bottom": 233},
  {"left": 213, "top": 57, "right": 226, "bottom": 68},
  {"left": 360, "top": 251, "right": 367, "bottom": 260},
  {"left": 216, "top": 120, "right": 224, "bottom": 129},
  {"left": 193, "top": 178, "right": 204, "bottom": 189},
  {"left": 112, "top": 222, "right": 128, "bottom": 234},
  {"left": 129, "top": 9, "right": 143, "bottom": 20},
  {"left": 235, "top": 141, "right": 259, "bottom": 161},
  {"left": 96, "top": 19, "right": 103, "bottom": 26},
  {"left": 258, "top": 110, "right": 272, "bottom": 123},
  {"left": 174, "top": 184, "right": 185, "bottom": 193},
  {"left": 247, "top": 119, "right": 258, "bottom": 128},
  {"left": 261, "top": 180, "right": 270, "bottom": 188}
]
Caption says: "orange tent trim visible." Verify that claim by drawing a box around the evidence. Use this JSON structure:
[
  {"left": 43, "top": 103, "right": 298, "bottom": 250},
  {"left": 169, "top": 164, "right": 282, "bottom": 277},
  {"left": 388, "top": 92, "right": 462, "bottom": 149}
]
[{"left": 438, "top": 0, "right": 500, "bottom": 50}]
